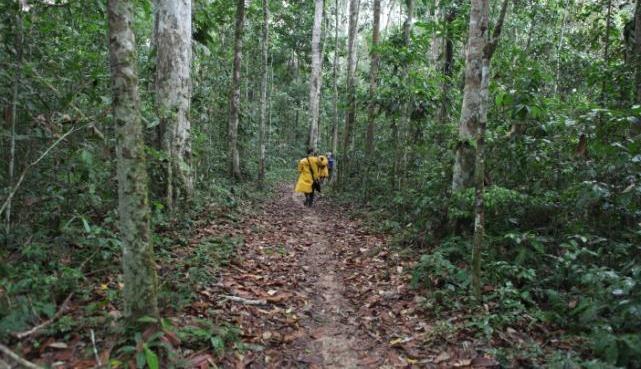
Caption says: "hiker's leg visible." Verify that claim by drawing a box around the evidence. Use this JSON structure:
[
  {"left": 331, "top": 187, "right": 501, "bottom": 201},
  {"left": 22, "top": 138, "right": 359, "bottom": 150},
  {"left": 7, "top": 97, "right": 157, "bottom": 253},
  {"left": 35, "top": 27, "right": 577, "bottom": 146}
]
[{"left": 309, "top": 191, "right": 315, "bottom": 206}]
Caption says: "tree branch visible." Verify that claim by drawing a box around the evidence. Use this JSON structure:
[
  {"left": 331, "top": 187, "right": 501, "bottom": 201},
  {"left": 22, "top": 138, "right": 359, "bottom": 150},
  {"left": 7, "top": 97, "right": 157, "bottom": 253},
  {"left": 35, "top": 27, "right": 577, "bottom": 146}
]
[
  {"left": 485, "top": 0, "right": 510, "bottom": 60},
  {"left": 0, "top": 344, "right": 45, "bottom": 369},
  {"left": 12, "top": 292, "right": 73, "bottom": 340}
]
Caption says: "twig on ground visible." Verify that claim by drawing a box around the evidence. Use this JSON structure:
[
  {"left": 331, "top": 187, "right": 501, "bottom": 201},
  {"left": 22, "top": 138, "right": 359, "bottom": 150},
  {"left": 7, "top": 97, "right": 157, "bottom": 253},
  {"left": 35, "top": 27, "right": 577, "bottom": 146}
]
[
  {"left": 0, "top": 343, "right": 45, "bottom": 369},
  {"left": 12, "top": 292, "right": 73, "bottom": 340},
  {"left": 222, "top": 295, "right": 268, "bottom": 305},
  {"left": 90, "top": 329, "right": 102, "bottom": 366}
]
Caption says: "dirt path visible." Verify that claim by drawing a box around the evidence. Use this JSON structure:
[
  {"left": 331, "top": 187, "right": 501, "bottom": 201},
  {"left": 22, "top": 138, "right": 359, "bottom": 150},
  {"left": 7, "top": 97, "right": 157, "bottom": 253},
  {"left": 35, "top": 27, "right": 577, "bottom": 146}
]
[{"left": 190, "top": 185, "right": 488, "bottom": 368}]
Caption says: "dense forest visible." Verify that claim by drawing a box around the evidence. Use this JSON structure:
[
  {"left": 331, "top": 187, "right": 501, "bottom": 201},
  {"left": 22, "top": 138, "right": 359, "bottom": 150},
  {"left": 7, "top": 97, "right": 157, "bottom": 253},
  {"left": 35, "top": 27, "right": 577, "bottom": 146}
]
[{"left": 1, "top": 0, "right": 641, "bottom": 368}]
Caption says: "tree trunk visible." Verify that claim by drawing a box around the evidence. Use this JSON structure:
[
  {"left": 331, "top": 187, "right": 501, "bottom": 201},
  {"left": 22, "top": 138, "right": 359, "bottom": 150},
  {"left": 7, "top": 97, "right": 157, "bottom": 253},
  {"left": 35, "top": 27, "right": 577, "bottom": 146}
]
[
  {"left": 554, "top": 0, "right": 568, "bottom": 96},
  {"left": 397, "top": 0, "right": 414, "bottom": 188},
  {"left": 228, "top": 0, "right": 245, "bottom": 180},
  {"left": 107, "top": 0, "right": 159, "bottom": 320},
  {"left": 330, "top": 0, "right": 340, "bottom": 183},
  {"left": 258, "top": 0, "right": 269, "bottom": 185},
  {"left": 366, "top": 0, "right": 381, "bottom": 160},
  {"left": 636, "top": 0, "right": 641, "bottom": 103},
  {"left": 154, "top": 0, "right": 192, "bottom": 209},
  {"left": 340, "top": 0, "right": 360, "bottom": 185},
  {"left": 429, "top": 0, "right": 442, "bottom": 64},
  {"left": 601, "top": 0, "right": 612, "bottom": 101},
  {"left": 308, "top": 0, "right": 324, "bottom": 152},
  {"left": 468, "top": 0, "right": 509, "bottom": 298},
  {"left": 6, "top": 8, "right": 23, "bottom": 235},
  {"left": 452, "top": 0, "right": 488, "bottom": 193},
  {"left": 437, "top": 8, "right": 456, "bottom": 124}
]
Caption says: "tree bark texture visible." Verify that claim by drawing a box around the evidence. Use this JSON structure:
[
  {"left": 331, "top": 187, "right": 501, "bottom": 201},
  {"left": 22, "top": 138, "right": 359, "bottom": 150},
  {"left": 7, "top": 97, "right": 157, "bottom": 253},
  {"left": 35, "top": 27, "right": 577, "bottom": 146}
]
[
  {"left": 6, "top": 8, "right": 23, "bottom": 235},
  {"left": 259, "top": 0, "right": 269, "bottom": 185},
  {"left": 308, "top": 0, "right": 324, "bottom": 152},
  {"left": 107, "top": 0, "right": 159, "bottom": 320},
  {"left": 451, "top": 0, "right": 489, "bottom": 193},
  {"left": 601, "top": 0, "right": 612, "bottom": 101},
  {"left": 366, "top": 0, "right": 381, "bottom": 159},
  {"left": 554, "top": 0, "right": 568, "bottom": 96},
  {"left": 438, "top": 7, "right": 456, "bottom": 123},
  {"left": 469, "top": 0, "right": 509, "bottom": 298},
  {"left": 430, "top": 0, "right": 442, "bottom": 64},
  {"left": 340, "top": 0, "right": 360, "bottom": 184},
  {"left": 398, "top": 0, "right": 414, "bottom": 187},
  {"left": 154, "top": 0, "right": 192, "bottom": 208},
  {"left": 228, "top": 0, "right": 245, "bottom": 180},
  {"left": 635, "top": 0, "right": 641, "bottom": 103},
  {"left": 330, "top": 0, "right": 340, "bottom": 183}
]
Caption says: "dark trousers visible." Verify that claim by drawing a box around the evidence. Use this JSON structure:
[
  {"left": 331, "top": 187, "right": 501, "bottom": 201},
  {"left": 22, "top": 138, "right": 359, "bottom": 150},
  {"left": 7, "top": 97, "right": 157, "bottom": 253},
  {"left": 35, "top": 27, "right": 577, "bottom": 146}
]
[{"left": 304, "top": 192, "right": 315, "bottom": 207}]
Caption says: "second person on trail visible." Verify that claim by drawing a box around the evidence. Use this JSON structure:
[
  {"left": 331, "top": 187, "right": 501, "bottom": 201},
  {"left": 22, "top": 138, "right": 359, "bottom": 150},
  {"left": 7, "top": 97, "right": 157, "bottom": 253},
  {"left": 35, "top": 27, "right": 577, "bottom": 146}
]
[
  {"left": 294, "top": 148, "right": 321, "bottom": 207},
  {"left": 318, "top": 155, "right": 329, "bottom": 183}
]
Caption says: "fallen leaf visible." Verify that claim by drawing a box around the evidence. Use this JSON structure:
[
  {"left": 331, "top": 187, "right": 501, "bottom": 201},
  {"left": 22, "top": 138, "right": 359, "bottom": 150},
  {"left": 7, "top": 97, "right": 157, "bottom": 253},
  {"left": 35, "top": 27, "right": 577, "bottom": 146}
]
[{"left": 434, "top": 351, "right": 450, "bottom": 363}]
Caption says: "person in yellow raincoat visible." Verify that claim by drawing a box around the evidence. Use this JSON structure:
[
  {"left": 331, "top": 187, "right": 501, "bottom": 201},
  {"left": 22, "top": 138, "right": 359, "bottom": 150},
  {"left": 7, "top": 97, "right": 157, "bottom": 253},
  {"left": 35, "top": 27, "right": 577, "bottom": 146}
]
[
  {"left": 295, "top": 149, "right": 321, "bottom": 207},
  {"left": 317, "top": 155, "right": 329, "bottom": 182}
]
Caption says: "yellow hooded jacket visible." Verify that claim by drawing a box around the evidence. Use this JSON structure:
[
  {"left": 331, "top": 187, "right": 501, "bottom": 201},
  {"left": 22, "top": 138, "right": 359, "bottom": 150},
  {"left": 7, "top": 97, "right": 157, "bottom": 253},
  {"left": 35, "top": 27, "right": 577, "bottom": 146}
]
[
  {"left": 318, "top": 155, "right": 329, "bottom": 179},
  {"left": 295, "top": 156, "right": 320, "bottom": 193}
]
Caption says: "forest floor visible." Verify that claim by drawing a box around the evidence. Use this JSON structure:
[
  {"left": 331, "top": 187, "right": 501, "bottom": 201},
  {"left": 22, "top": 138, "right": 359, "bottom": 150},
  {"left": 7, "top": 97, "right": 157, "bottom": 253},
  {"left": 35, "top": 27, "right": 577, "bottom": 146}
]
[
  {"left": 6, "top": 184, "right": 507, "bottom": 369},
  {"left": 189, "top": 184, "right": 499, "bottom": 369}
]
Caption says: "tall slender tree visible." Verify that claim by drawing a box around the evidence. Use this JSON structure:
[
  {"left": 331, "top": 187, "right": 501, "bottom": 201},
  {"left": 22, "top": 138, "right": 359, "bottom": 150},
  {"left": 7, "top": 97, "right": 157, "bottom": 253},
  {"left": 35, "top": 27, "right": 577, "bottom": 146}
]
[
  {"left": 451, "top": 0, "right": 485, "bottom": 193},
  {"left": 366, "top": 0, "right": 381, "bottom": 160},
  {"left": 258, "top": 0, "right": 270, "bottom": 185},
  {"left": 308, "top": 0, "right": 324, "bottom": 152},
  {"left": 107, "top": 0, "right": 159, "bottom": 320},
  {"left": 635, "top": 0, "right": 641, "bottom": 103},
  {"left": 340, "top": 0, "right": 360, "bottom": 184},
  {"left": 465, "top": 0, "right": 509, "bottom": 298},
  {"left": 395, "top": 0, "right": 413, "bottom": 188},
  {"left": 330, "top": 0, "right": 340, "bottom": 183},
  {"left": 228, "top": 0, "right": 245, "bottom": 180},
  {"left": 154, "top": 0, "right": 192, "bottom": 209},
  {"left": 437, "top": 4, "right": 457, "bottom": 124},
  {"left": 6, "top": 4, "right": 23, "bottom": 235}
]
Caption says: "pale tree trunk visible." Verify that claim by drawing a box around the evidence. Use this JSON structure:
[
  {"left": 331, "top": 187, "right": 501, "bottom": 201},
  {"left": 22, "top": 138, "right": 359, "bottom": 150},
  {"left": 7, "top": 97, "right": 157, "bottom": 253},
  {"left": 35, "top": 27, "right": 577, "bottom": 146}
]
[
  {"left": 258, "top": 0, "right": 269, "bottom": 185},
  {"left": 601, "top": 0, "right": 612, "bottom": 101},
  {"left": 308, "top": 0, "right": 324, "bottom": 152},
  {"left": 154, "top": 0, "right": 192, "bottom": 209},
  {"left": 554, "top": 0, "right": 568, "bottom": 96},
  {"left": 107, "top": 0, "right": 159, "bottom": 320},
  {"left": 340, "top": 0, "right": 360, "bottom": 185},
  {"left": 469, "top": 0, "right": 509, "bottom": 299},
  {"left": 384, "top": 0, "right": 396, "bottom": 31},
  {"left": 330, "top": 0, "right": 340, "bottom": 183},
  {"left": 366, "top": 0, "right": 381, "bottom": 159},
  {"left": 228, "top": 0, "right": 245, "bottom": 180},
  {"left": 636, "top": 0, "right": 641, "bottom": 103},
  {"left": 452, "top": 0, "right": 486, "bottom": 193},
  {"left": 429, "top": 0, "right": 442, "bottom": 64},
  {"left": 397, "top": 0, "right": 413, "bottom": 188},
  {"left": 6, "top": 6, "right": 23, "bottom": 235}
]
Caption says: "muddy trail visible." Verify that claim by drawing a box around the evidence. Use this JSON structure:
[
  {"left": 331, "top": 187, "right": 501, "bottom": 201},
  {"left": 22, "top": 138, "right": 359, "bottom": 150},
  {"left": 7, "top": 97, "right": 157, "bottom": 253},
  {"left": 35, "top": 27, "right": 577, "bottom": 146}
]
[{"left": 189, "top": 185, "right": 496, "bottom": 369}]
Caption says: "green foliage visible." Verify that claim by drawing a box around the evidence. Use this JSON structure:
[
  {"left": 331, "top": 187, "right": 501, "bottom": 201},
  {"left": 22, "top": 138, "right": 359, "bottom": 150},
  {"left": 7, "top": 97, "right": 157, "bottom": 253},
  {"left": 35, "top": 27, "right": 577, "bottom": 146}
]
[{"left": 178, "top": 319, "right": 240, "bottom": 355}]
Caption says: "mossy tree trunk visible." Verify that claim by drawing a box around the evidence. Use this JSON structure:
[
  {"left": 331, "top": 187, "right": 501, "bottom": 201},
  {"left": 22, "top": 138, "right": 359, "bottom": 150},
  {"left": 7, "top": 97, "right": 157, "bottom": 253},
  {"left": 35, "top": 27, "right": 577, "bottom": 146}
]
[
  {"left": 635, "top": 0, "right": 641, "bottom": 103},
  {"left": 258, "top": 0, "right": 269, "bottom": 186},
  {"left": 228, "top": 0, "right": 245, "bottom": 181},
  {"left": 107, "top": 0, "right": 159, "bottom": 320}
]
